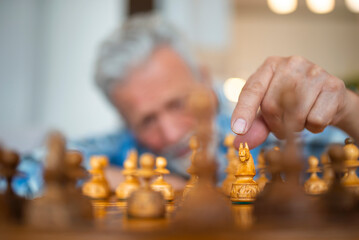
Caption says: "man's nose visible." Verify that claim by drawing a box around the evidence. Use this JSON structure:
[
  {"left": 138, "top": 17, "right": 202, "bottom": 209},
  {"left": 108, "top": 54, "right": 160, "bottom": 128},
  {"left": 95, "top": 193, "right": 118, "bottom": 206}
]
[{"left": 158, "top": 113, "right": 186, "bottom": 145}]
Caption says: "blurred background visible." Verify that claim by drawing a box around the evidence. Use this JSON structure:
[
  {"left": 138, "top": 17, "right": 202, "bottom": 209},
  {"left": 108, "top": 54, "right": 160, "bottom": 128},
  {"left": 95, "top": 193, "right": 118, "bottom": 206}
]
[{"left": 0, "top": 0, "right": 358, "bottom": 153}]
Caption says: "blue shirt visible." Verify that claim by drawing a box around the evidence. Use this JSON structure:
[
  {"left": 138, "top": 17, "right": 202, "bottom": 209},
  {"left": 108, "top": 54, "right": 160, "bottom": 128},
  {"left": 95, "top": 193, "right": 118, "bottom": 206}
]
[{"left": 5, "top": 85, "right": 349, "bottom": 198}]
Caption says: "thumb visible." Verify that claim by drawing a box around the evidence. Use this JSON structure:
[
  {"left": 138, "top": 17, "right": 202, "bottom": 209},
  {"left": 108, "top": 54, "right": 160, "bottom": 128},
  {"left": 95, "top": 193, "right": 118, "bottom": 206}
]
[{"left": 233, "top": 114, "right": 270, "bottom": 149}]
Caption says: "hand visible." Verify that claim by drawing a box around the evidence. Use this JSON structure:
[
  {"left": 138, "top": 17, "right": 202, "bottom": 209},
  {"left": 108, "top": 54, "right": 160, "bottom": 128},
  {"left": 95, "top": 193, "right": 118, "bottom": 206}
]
[{"left": 231, "top": 56, "right": 359, "bottom": 148}]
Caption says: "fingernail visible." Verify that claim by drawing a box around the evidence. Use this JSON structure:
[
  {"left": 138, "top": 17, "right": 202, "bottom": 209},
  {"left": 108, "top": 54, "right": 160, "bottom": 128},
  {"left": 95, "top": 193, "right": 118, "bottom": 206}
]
[{"left": 232, "top": 118, "right": 247, "bottom": 134}]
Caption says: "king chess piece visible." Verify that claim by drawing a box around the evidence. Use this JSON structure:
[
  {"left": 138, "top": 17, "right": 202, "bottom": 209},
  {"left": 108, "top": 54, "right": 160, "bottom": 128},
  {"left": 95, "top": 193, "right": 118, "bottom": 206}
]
[
  {"left": 151, "top": 156, "right": 174, "bottom": 202},
  {"left": 127, "top": 153, "right": 165, "bottom": 218},
  {"left": 82, "top": 155, "right": 110, "bottom": 200},
  {"left": 304, "top": 156, "right": 328, "bottom": 195},
  {"left": 221, "top": 134, "right": 238, "bottom": 196},
  {"left": 342, "top": 138, "right": 359, "bottom": 196},
  {"left": 256, "top": 149, "right": 269, "bottom": 192},
  {"left": 230, "top": 143, "right": 259, "bottom": 203},
  {"left": 115, "top": 154, "right": 140, "bottom": 203}
]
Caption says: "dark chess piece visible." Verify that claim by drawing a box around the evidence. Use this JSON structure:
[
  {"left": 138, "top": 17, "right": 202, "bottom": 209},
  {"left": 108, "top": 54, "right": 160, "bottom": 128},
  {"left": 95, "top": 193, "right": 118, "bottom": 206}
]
[{"left": 0, "top": 149, "right": 26, "bottom": 225}]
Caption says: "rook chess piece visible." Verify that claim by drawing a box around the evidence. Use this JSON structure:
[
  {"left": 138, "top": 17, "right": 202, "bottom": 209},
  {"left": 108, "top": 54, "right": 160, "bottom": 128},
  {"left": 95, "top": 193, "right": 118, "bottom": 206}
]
[
  {"left": 127, "top": 153, "right": 165, "bottom": 218},
  {"left": 82, "top": 155, "right": 110, "bottom": 200},
  {"left": 230, "top": 143, "right": 259, "bottom": 203},
  {"left": 151, "top": 156, "right": 174, "bottom": 202},
  {"left": 304, "top": 156, "right": 328, "bottom": 195}
]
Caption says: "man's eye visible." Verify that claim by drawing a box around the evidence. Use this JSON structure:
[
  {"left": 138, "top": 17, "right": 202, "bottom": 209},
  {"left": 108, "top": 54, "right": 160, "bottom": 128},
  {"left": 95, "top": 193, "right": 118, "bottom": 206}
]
[
  {"left": 167, "top": 99, "right": 185, "bottom": 111},
  {"left": 141, "top": 115, "right": 156, "bottom": 128}
]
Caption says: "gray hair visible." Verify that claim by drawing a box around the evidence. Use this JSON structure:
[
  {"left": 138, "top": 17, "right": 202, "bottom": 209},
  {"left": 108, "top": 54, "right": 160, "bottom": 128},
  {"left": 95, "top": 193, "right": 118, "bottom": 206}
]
[{"left": 95, "top": 14, "right": 199, "bottom": 101}]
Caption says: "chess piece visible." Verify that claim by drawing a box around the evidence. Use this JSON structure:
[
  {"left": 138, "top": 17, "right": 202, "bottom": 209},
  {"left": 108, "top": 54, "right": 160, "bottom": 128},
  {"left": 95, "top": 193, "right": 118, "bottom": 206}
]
[
  {"left": 304, "top": 156, "right": 328, "bottom": 195},
  {"left": 183, "top": 135, "right": 199, "bottom": 199},
  {"left": 82, "top": 155, "right": 110, "bottom": 199},
  {"left": 342, "top": 138, "right": 359, "bottom": 195},
  {"left": 0, "top": 149, "right": 26, "bottom": 224},
  {"left": 321, "top": 152, "right": 334, "bottom": 186},
  {"left": 116, "top": 157, "right": 140, "bottom": 201},
  {"left": 127, "top": 153, "right": 165, "bottom": 218},
  {"left": 221, "top": 134, "right": 238, "bottom": 196},
  {"left": 256, "top": 149, "right": 269, "bottom": 192},
  {"left": 230, "top": 143, "right": 259, "bottom": 203},
  {"left": 151, "top": 156, "right": 174, "bottom": 202},
  {"left": 26, "top": 132, "right": 91, "bottom": 228}
]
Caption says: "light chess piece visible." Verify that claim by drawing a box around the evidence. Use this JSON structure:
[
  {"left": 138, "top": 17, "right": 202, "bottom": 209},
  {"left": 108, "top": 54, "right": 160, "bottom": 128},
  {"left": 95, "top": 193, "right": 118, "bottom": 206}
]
[
  {"left": 82, "top": 155, "right": 110, "bottom": 200},
  {"left": 151, "top": 156, "right": 174, "bottom": 202},
  {"left": 342, "top": 138, "right": 359, "bottom": 195},
  {"left": 304, "top": 156, "right": 328, "bottom": 195},
  {"left": 221, "top": 134, "right": 238, "bottom": 196},
  {"left": 127, "top": 153, "right": 165, "bottom": 218},
  {"left": 321, "top": 152, "right": 334, "bottom": 186},
  {"left": 230, "top": 143, "right": 259, "bottom": 203},
  {"left": 256, "top": 149, "right": 269, "bottom": 192},
  {"left": 183, "top": 135, "right": 199, "bottom": 199},
  {"left": 116, "top": 157, "right": 140, "bottom": 202}
]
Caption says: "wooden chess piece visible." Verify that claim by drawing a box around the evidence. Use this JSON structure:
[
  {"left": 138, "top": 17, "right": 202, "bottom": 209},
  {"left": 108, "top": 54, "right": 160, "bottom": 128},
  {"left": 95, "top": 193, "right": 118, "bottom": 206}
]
[
  {"left": 127, "top": 153, "right": 165, "bottom": 218},
  {"left": 230, "top": 143, "right": 259, "bottom": 203},
  {"left": 182, "top": 135, "right": 199, "bottom": 199},
  {"left": 256, "top": 149, "right": 269, "bottom": 192},
  {"left": 151, "top": 156, "right": 174, "bottom": 202},
  {"left": 221, "top": 134, "right": 238, "bottom": 196},
  {"left": 116, "top": 158, "right": 140, "bottom": 201},
  {"left": 321, "top": 152, "right": 334, "bottom": 186},
  {"left": 0, "top": 149, "right": 26, "bottom": 224},
  {"left": 342, "top": 138, "right": 359, "bottom": 195},
  {"left": 304, "top": 156, "right": 328, "bottom": 195},
  {"left": 82, "top": 155, "right": 110, "bottom": 200}
]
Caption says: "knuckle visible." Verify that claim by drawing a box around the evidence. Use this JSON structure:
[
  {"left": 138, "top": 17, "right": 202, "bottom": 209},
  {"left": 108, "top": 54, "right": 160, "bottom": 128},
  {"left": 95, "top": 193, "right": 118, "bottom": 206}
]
[
  {"left": 243, "top": 81, "right": 265, "bottom": 96},
  {"left": 324, "top": 77, "right": 345, "bottom": 92},
  {"left": 261, "top": 99, "right": 280, "bottom": 116},
  {"left": 288, "top": 55, "right": 306, "bottom": 67},
  {"left": 307, "top": 64, "right": 326, "bottom": 79},
  {"left": 306, "top": 115, "right": 327, "bottom": 132}
]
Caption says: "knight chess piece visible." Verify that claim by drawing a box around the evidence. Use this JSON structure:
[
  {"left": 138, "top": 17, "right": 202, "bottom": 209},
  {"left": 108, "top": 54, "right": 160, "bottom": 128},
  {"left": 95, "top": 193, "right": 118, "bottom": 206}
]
[
  {"left": 342, "top": 138, "right": 359, "bottom": 195},
  {"left": 127, "top": 153, "right": 165, "bottom": 218},
  {"left": 82, "top": 155, "right": 110, "bottom": 200},
  {"left": 230, "top": 143, "right": 259, "bottom": 203},
  {"left": 151, "top": 156, "right": 174, "bottom": 202},
  {"left": 321, "top": 152, "right": 334, "bottom": 186},
  {"left": 222, "top": 134, "right": 238, "bottom": 196},
  {"left": 115, "top": 157, "right": 140, "bottom": 202},
  {"left": 304, "top": 156, "right": 328, "bottom": 195},
  {"left": 256, "top": 149, "right": 269, "bottom": 192},
  {"left": 183, "top": 135, "right": 199, "bottom": 199}
]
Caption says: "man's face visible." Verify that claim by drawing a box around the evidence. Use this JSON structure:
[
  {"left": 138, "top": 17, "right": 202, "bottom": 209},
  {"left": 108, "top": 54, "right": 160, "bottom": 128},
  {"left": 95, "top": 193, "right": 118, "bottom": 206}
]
[{"left": 110, "top": 47, "right": 200, "bottom": 155}]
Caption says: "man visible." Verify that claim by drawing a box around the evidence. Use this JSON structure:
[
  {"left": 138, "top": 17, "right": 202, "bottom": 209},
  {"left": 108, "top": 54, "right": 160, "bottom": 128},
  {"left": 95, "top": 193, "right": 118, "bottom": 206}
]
[{"left": 16, "top": 14, "right": 358, "bottom": 196}]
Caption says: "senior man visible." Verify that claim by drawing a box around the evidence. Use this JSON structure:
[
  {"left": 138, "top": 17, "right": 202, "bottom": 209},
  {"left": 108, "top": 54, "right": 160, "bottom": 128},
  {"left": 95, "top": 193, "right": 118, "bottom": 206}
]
[{"left": 17, "top": 14, "right": 358, "bottom": 197}]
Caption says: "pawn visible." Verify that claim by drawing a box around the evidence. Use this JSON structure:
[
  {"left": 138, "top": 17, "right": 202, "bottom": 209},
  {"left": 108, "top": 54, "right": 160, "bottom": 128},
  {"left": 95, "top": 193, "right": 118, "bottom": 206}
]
[
  {"left": 230, "top": 143, "right": 259, "bottom": 203},
  {"left": 115, "top": 157, "right": 140, "bottom": 201},
  {"left": 342, "top": 138, "right": 359, "bottom": 195},
  {"left": 256, "top": 149, "right": 269, "bottom": 192},
  {"left": 321, "top": 152, "right": 334, "bottom": 186},
  {"left": 82, "top": 155, "right": 110, "bottom": 200},
  {"left": 127, "top": 153, "right": 165, "bottom": 218},
  {"left": 304, "top": 156, "right": 328, "bottom": 195},
  {"left": 221, "top": 134, "right": 238, "bottom": 196},
  {"left": 183, "top": 135, "right": 200, "bottom": 199},
  {"left": 151, "top": 156, "right": 174, "bottom": 202}
]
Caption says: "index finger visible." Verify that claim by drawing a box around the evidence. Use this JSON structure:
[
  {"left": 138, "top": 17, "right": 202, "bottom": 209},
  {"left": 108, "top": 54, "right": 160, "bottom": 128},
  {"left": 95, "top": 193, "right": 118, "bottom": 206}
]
[{"left": 231, "top": 57, "right": 279, "bottom": 135}]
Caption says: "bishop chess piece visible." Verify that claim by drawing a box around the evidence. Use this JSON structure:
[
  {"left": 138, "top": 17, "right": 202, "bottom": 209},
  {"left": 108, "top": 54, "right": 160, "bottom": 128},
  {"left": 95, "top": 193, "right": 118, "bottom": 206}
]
[
  {"left": 82, "top": 155, "right": 110, "bottom": 200},
  {"left": 0, "top": 149, "right": 26, "bottom": 224},
  {"left": 183, "top": 135, "right": 199, "bottom": 199},
  {"left": 127, "top": 153, "right": 165, "bottom": 218},
  {"left": 151, "top": 156, "right": 174, "bottom": 202},
  {"left": 256, "top": 149, "right": 269, "bottom": 192},
  {"left": 230, "top": 143, "right": 259, "bottom": 203},
  {"left": 115, "top": 156, "right": 140, "bottom": 202},
  {"left": 304, "top": 156, "right": 328, "bottom": 195},
  {"left": 221, "top": 134, "right": 238, "bottom": 196},
  {"left": 342, "top": 138, "right": 359, "bottom": 195},
  {"left": 321, "top": 152, "right": 334, "bottom": 186}
]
